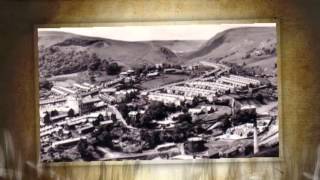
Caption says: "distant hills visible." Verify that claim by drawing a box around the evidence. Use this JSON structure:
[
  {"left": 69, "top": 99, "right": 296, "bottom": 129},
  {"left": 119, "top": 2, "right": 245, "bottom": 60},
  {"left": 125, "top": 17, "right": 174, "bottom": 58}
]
[
  {"left": 184, "top": 27, "right": 277, "bottom": 68},
  {"left": 38, "top": 27, "right": 276, "bottom": 77}
]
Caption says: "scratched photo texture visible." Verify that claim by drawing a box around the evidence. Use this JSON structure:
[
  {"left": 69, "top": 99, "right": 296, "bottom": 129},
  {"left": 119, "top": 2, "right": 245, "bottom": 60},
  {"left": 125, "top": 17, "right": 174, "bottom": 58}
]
[{"left": 37, "top": 23, "right": 279, "bottom": 163}]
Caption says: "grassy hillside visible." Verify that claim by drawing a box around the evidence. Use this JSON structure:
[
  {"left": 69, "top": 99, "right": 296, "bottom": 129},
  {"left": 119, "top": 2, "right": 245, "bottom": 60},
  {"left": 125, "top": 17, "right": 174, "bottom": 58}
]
[
  {"left": 185, "top": 27, "right": 277, "bottom": 73},
  {"left": 38, "top": 31, "right": 81, "bottom": 48},
  {"left": 38, "top": 27, "right": 277, "bottom": 77},
  {"left": 38, "top": 31, "right": 205, "bottom": 77}
]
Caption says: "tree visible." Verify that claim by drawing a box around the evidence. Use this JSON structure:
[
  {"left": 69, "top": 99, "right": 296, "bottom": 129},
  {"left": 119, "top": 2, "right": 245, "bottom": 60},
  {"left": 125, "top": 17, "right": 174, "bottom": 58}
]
[
  {"left": 68, "top": 108, "right": 75, "bottom": 117},
  {"left": 50, "top": 109, "right": 59, "bottom": 117},
  {"left": 89, "top": 75, "right": 96, "bottom": 83},
  {"left": 255, "top": 93, "right": 264, "bottom": 104},
  {"left": 88, "top": 54, "right": 101, "bottom": 71},
  {"left": 40, "top": 79, "right": 53, "bottom": 90},
  {"left": 117, "top": 103, "right": 129, "bottom": 119},
  {"left": 141, "top": 130, "right": 158, "bottom": 149},
  {"left": 176, "top": 113, "right": 192, "bottom": 123},
  {"left": 100, "top": 59, "right": 109, "bottom": 71},
  {"left": 96, "top": 130, "right": 113, "bottom": 147},
  {"left": 110, "top": 113, "right": 117, "bottom": 123},
  {"left": 93, "top": 114, "right": 104, "bottom": 126},
  {"left": 166, "top": 103, "right": 178, "bottom": 113},
  {"left": 77, "top": 138, "right": 97, "bottom": 161},
  {"left": 133, "top": 65, "right": 145, "bottom": 76},
  {"left": 43, "top": 111, "right": 51, "bottom": 125},
  {"left": 140, "top": 114, "right": 153, "bottom": 128},
  {"left": 146, "top": 102, "right": 167, "bottom": 120},
  {"left": 106, "top": 62, "right": 121, "bottom": 75}
]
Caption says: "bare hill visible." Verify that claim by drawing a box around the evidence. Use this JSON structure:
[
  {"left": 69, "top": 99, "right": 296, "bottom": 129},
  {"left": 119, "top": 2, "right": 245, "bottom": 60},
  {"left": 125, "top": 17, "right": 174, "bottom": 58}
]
[
  {"left": 38, "top": 31, "right": 81, "bottom": 48},
  {"left": 184, "top": 27, "right": 277, "bottom": 73}
]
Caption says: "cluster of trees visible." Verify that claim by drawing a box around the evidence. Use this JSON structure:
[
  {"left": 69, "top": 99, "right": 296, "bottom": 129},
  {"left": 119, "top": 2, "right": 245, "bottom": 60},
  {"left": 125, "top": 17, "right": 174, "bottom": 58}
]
[
  {"left": 39, "top": 46, "right": 122, "bottom": 77},
  {"left": 117, "top": 102, "right": 169, "bottom": 128},
  {"left": 55, "top": 38, "right": 104, "bottom": 47},
  {"left": 39, "top": 79, "right": 53, "bottom": 90},
  {"left": 159, "top": 47, "right": 177, "bottom": 60},
  {"left": 253, "top": 88, "right": 277, "bottom": 102},
  {"left": 88, "top": 55, "right": 122, "bottom": 75},
  {"left": 91, "top": 117, "right": 200, "bottom": 153},
  {"left": 135, "top": 102, "right": 181, "bottom": 128},
  {"left": 132, "top": 63, "right": 183, "bottom": 77},
  {"left": 226, "top": 62, "right": 264, "bottom": 77},
  {"left": 140, "top": 115, "right": 205, "bottom": 146},
  {"left": 242, "top": 41, "right": 276, "bottom": 60},
  {"left": 234, "top": 108, "right": 257, "bottom": 125},
  {"left": 117, "top": 100, "right": 202, "bottom": 129},
  {"left": 77, "top": 138, "right": 101, "bottom": 161},
  {"left": 43, "top": 108, "right": 75, "bottom": 125},
  {"left": 39, "top": 47, "right": 92, "bottom": 76},
  {"left": 93, "top": 123, "right": 143, "bottom": 153}
]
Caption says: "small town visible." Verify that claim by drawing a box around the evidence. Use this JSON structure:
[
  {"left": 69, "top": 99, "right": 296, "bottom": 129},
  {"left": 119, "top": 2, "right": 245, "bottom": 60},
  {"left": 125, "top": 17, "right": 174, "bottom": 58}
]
[{"left": 39, "top": 60, "right": 278, "bottom": 162}]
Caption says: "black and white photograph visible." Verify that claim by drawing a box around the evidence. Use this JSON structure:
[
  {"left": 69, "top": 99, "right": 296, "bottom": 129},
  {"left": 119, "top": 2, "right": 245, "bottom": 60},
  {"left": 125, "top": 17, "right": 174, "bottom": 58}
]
[{"left": 37, "top": 23, "right": 279, "bottom": 162}]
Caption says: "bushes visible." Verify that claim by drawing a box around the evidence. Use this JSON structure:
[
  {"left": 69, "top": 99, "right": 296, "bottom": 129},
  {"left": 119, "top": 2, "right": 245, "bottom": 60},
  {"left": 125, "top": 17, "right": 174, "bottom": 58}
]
[
  {"left": 39, "top": 79, "right": 53, "bottom": 90},
  {"left": 39, "top": 46, "right": 122, "bottom": 77},
  {"left": 67, "top": 108, "right": 75, "bottom": 117},
  {"left": 106, "top": 62, "right": 122, "bottom": 75}
]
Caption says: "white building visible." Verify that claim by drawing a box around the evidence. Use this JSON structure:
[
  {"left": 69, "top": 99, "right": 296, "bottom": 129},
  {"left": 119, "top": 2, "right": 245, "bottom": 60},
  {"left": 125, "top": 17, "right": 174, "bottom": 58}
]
[
  {"left": 55, "top": 86, "right": 77, "bottom": 94},
  {"left": 199, "top": 61, "right": 220, "bottom": 69},
  {"left": 146, "top": 71, "right": 160, "bottom": 78},
  {"left": 229, "top": 75, "right": 260, "bottom": 86},
  {"left": 83, "top": 82, "right": 95, "bottom": 88},
  {"left": 73, "top": 83, "right": 91, "bottom": 91},
  {"left": 167, "top": 86, "right": 216, "bottom": 98},
  {"left": 187, "top": 81, "right": 235, "bottom": 92},
  {"left": 188, "top": 108, "right": 203, "bottom": 115},
  {"left": 104, "top": 77, "right": 124, "bottom": 87},
  {"left": 217, "top": 77, "right": 248, "bottom": 88},
  {"left": 51, "top": 87, "right": 68, "bottom": 96},
  {"left": 39, "top": 98, "right": 68, "bottom": 116},
  {"left": 65, "top": 95, "right": 80, "bottom": 114},
  {"left": 225, "top": 123, "right": 255, "bottom": 139},
  {"left": 148, "top": 92, "right": 193, "bottom": 106},
  {"left": 51, "top": 137, "right": 86, "bottom": 149},
  {"left": 100, "top": 88, "right": 117, "bottom": 94},
  {"left": 40, "top": 126, "right": 62, "bottom": 138}
]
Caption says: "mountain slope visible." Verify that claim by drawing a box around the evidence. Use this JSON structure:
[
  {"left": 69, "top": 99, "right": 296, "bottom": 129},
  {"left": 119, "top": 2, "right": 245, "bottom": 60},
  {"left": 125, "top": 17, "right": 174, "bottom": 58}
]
[
  {"left": 38, "top": 31, "right": 204, "bottom": 77},
  {"left": 38, "top": 27, "right": 277, "bottom": 77},
  {"left": 184, "top": 27, "right": 277, "bottom": 72}
]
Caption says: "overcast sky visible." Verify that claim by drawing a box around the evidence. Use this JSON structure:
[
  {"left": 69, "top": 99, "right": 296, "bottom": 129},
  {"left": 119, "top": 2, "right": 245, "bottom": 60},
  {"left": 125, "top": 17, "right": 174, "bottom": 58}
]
[{"left": 38, "top": 23, "right": 276, "bottom": 41}]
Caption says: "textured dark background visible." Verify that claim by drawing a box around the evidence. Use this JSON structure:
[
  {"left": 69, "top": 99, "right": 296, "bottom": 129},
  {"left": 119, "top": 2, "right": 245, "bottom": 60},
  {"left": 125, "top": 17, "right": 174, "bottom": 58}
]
[{"left": 0, "top": 0, "right": 319, "bottom": 180}]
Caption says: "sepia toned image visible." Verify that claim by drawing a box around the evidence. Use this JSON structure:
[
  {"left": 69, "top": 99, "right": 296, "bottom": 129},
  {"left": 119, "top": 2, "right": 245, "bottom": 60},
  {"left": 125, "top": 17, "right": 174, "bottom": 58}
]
[{"left": 37, "top": 23, "right": 279, "bottom": 163}]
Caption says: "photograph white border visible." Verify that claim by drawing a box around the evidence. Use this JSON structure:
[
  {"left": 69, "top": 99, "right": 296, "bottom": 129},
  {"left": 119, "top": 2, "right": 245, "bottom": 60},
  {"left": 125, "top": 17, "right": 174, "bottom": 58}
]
[{"left": 33, "top": 19, "right": 283, "bottom": 167}]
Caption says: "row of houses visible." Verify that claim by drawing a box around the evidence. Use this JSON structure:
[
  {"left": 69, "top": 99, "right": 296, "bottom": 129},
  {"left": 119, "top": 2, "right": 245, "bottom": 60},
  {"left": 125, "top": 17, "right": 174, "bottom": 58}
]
[
  {"left": 103, "top": 77, "right": 124, "bottom": 87},
  {"left": 51, "top": 86, "right": 77, "bottom": 95},
  {"left": 217, "top": 75, "right": 260, "bottom": 88},
  {"left": 43, "top": 82, "right": 96, "bottom": 106},
  {"left": 51, "top": 137, "right": 86, "bottom": 149},
  {"left": 164, "top": 85, "right": 216, "bottom": 103},
  {"left": 41, "top": 112, "right": 115, "bottom": 148},
  {"left": 167, "top": 86, "right": 217, "bottom": 97},
  {"left": 147, "top": 92, "right": 194, "bottom": 106},
  {"left": 186, "top": 81, "right": 235, "bottom": 93},
  {"left": 40, "top": 94, "right": 106, "bottom": 118}
]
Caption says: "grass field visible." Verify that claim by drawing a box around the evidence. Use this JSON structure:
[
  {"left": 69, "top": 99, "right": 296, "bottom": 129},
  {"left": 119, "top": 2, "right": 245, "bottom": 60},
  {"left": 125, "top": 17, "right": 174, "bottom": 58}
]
[{"left": 140, "top": 74, "right": 190, "bottom": 89}]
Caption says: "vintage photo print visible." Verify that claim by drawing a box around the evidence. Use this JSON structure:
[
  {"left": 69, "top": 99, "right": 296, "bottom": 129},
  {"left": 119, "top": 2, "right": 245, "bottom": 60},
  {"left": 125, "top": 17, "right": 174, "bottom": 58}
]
[{"left": 37, "top": 22, "right": 279, "bottom": 162}]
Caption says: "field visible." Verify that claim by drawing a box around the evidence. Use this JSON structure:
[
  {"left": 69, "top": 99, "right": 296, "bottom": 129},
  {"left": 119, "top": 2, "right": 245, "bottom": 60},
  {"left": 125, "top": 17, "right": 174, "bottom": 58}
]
[{"left": 140, "top": 74, "right": 190, "bottom": 89}]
